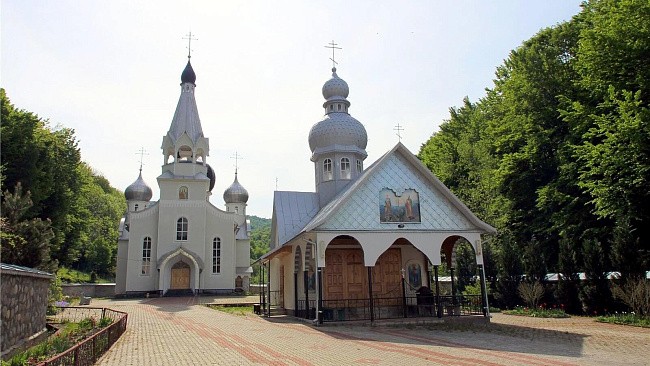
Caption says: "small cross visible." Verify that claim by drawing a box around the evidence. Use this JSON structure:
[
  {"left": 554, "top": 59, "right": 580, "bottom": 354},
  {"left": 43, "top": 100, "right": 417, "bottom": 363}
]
[
  {"left": 394, "top": 124, "right": 405, "bottom": 142},
  {"left": 231, "top": 152, "right": 243, "bottom": 173},
  {"left": 324, "top": 40, "right": 342, "bottom": 69},
  {"left": 275, "top": 177, "right": 279, "bottom": 191},
  {"left": 182, "top": 32, "right": 198, "bottom": 58},
  {"left": 136, "top": 147, "right": 149, "bottom": 171}
]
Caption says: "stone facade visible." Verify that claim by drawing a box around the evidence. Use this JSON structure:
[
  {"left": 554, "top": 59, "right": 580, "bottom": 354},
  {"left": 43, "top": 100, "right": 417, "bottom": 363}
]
[{"left": 1, "top": 264, "right": 53, "bottom": 358}]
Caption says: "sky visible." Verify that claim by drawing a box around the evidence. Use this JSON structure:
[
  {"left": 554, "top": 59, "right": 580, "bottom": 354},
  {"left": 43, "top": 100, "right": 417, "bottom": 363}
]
[{"left": 1, "top": 1, "right": 583, "bottom": 219}]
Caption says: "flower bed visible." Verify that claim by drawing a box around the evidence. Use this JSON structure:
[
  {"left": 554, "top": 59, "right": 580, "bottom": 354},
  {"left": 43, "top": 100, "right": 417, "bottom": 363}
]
[
  {"left": 503, "top": 306, "right": 570, "bottom": 318},
  {"left": 2, "top": 307, "right": 127, "bottom": 366}
]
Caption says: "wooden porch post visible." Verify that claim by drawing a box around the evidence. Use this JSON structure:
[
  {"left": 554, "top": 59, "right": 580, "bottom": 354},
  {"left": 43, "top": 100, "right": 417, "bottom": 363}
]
[{"left": 261, "top": 264, "right": 266, "bottom": 314}]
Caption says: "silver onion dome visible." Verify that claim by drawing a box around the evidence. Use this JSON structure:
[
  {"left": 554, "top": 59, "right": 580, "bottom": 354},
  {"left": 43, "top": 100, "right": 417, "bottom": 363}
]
[
  {"left": 309, "top": 67, "right": 367, "bottom": 154},
  {"left": 322, "top": 67, "right": 349, "bottom": 100},
  {"left": 223, "top": 172, "right": 249, "bottom": 203},
  {"left": 125, "top": 171, "right": 153, "bottom": 201}
]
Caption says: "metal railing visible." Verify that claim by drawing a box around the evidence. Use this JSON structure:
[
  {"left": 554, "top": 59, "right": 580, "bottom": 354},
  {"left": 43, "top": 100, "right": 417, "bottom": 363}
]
[
  {"left": 321, "top": 294, "right": 484, "bottom": 322},
  {"left": 38, "top": 306, "right": 128, "bottom": 366},
  {"left": 296, "top": 299, "right": 317, "bottom": 319}
]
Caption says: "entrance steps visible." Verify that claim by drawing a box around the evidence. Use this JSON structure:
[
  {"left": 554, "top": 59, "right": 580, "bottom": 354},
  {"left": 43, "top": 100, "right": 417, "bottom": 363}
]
[{"left": 164, "top": 289, "right": 194, "bottom": 297}]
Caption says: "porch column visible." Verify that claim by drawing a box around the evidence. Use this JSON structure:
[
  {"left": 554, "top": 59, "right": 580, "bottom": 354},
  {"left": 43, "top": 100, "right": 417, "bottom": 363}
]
[
  {"left": 261, "top": 264, "right": 266, "bottom": 313},
  {"left": 401, "top": 270, "right": 407, "bottom": 318},
  {"left": 317, "top": 267, "right": 323, "bottom": 324},
  {"left": 478, "top": 264, "right": 489, "bottom": 317},
  {"left": 434, "top": 265, "right": 441, "bottom": 318},
  {"left": 294, "top": 272, "right": 298, "bottom": 317},
  {"left": 367, "top": 267, "right": 374, "bottom": 322},
  {"left": 450, "top": 267, "right": 457, "bottom": 306},
  {"left": 267, "top": 263, "right": 271, "bottom": 317},
  {"left": 304, "top": 270, "right": 309, "bottom": 319}
]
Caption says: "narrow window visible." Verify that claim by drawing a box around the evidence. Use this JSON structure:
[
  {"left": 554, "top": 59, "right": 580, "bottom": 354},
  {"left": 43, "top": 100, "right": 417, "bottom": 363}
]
[
  {"left": 212, "top": 237, "right": 221, "bottom": 273},
  {"left": 341, "top": 157, "right": 351, "bottom": 179},
  {"left": 356, "top": 159, "right": 363, "bottom": 173},
  {"left": 337, "top": 104, "right": 341, "bottom": 111},
  {"left": 329, "top": 105, "right": 333, "bottom": 111},
  {"left": 235, "top": 206, "right": 239, "bottom": 214},
  {"left": 176, "top": 217, "right": 188, "bottom": 241},
  {"left": 323, "top": 159, "right": 333, "bottom": 181},
  {"left": 134, "top": 204, "right": 139, "bottom": 211},
  {"left": 142, "top": 237, "right": 152, "bottom": 275},
  {"left": 179, "top": 186, "right": 188, "bottom": 200}
]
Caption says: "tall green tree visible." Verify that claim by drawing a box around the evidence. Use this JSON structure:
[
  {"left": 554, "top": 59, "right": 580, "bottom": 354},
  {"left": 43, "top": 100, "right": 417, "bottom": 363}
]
[{"left": 1, "top": 183, "right": 55, "bottom": 271}]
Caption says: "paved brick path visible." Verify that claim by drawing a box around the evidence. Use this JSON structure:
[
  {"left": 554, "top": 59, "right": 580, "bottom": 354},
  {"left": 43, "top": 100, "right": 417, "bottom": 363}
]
[{"left": 94, "top": 297, "right": 649, "bottom": 365}]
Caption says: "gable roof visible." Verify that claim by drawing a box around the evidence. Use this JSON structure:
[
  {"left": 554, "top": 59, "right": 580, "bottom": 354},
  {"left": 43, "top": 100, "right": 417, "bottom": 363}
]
[
  {"left": 303, "top": 142, "right": 496, "bottom": 233},
  {"left": 270, "top": 191, "right": 320, "bottom": 247}
]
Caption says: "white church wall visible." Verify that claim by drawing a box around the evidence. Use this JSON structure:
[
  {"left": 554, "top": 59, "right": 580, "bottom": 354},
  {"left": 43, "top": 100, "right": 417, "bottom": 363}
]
[
  {"left": 201, "top": 210, "right": 237, "bottom": 290},
  {"left": 125, "top": 207, "right": 160, "bottom": 292},
  {"left": 236, "top": 239, "right": 250, "bottom": 269}
]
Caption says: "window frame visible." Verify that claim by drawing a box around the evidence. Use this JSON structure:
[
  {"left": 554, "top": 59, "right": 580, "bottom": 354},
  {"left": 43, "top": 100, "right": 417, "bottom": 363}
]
[
  {"left": 340, "top": 157, "right": 351, "bottom": 179},
  {"left": 176, "top": 217, "right": 188, "bottom": 241},
  {"left": 212, "top": 237, "right": 221, "bottom": 274},
  {"left": 323, "top": 158, "right": 333, "bottom": 181},
  {"left": 141, "top": 237, "right": 152, "bottom": 276}
]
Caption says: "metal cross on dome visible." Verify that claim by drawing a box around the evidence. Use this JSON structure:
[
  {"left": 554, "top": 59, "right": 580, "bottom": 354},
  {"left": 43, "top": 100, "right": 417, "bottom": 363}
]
[
  {"left": 231, "top": 151, "right": 243, "bottom": 173},
  {"left": 183, "top": 31, "right": 198, "bottom": 58},
  {"left": 136, "top": 147, "right": 149, "bottom": 171},
  {"left": 324, "top": 40, "right": 342, "bottom": 69}
]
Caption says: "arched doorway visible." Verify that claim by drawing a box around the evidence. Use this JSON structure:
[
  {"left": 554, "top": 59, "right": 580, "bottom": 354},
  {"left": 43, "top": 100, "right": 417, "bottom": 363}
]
[
  {"left": 323, "top": 235, "right": 365, "bottom": 302},
  {"left": 170, "top": 261, "right": 191, "bottom": 290}
]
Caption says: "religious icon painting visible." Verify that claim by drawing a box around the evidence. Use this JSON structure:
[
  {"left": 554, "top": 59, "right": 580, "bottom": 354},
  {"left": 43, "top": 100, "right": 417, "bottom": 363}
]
[
  {"left": 408, "top": 263, "right": 422, "bottom": 288},
  {"left": 379, "top": 188, "right": 421, "bottom": 223}
]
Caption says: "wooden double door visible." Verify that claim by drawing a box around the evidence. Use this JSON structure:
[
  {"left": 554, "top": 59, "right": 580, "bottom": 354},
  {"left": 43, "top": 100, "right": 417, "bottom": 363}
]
[
  {"left": 170, "top": 261, "right": 191, "bottom": 289},
  {"left": 323, "top": 248, "right": 401, "bottom": 301}
]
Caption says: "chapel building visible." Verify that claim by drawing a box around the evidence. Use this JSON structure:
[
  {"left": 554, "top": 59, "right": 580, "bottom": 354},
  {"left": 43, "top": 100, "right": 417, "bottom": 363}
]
[
  {"left": 261, "top": 66, "right": 496, "bottom": 322},
  {"left": 115, "top": 58, "right": 252, "bottom": 296}
]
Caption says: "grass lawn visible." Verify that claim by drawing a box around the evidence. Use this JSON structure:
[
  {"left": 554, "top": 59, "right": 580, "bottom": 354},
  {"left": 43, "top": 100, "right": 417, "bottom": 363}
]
[{"left": 207, "top": 305, "right": 254, "bottom": 316}]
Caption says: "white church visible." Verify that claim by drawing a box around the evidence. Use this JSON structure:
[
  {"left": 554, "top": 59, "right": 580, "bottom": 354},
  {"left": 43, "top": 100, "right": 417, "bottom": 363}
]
[
  {"left": 260, "top": 63, "right": 496, "bottom": 322},
  {"left": 115, "top": 58, "right": 252, "bottom": 296}
]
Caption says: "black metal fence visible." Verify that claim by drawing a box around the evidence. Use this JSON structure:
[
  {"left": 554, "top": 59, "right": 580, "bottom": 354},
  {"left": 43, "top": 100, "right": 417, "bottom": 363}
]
[
  {"left": 321, "top": 294, "right": 484, "bottom": 322},
  {"left": 296, "top": 299, "right": 317, "bottom": 319},
  {"left": 38, "top": 306, "right": 128, "bottom": 366}
]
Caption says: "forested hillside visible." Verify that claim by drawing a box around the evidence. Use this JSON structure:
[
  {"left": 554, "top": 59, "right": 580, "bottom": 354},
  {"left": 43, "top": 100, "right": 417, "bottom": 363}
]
[
  {"left": 419, "top": 0, "right": 649, "bottom": 313},
  {"left": 1, "top": 89, "right": 126, "bottom": 278}
]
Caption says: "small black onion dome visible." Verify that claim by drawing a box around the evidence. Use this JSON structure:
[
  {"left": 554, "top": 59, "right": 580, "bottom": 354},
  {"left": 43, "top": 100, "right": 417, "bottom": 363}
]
[
  {"left": 181, "top": 60, "right": 196, "bottom": 84},
  {"left": 125, "top": 172, "right": 153, "bottom": 201},
  {"left": 206, "top": 164, "right": 216, "bottom": 192}
]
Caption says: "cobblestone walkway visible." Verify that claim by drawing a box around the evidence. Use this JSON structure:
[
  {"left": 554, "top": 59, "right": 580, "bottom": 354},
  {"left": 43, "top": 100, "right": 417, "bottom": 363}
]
[{"left": 94, "top": 297, "right": 649, "bottom": 365}]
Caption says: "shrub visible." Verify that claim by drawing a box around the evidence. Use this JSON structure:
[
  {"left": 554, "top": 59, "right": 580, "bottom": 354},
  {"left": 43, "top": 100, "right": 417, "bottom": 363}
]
[
  {"left": 518, "top": 281, "right": 545, "bottom": 309},
  {"left": 611, "top": 277, "right": 650, "bottom": 317}
]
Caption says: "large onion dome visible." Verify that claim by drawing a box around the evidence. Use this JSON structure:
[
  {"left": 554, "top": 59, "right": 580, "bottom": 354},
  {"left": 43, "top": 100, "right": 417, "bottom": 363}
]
[
  {"left": 125, "top": 171, "right": 153, "bottom": 201},
  {"left": 308, "top": 67, "right": 367, "bottom": 156},
  {"left": 181, "top": 60, "right": 196, "bottom": 84},
  {"left": 223, "top": 172, "right": 249, "bottom": 204}
]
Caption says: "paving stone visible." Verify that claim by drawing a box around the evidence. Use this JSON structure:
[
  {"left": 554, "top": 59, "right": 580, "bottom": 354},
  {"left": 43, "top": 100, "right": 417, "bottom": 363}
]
[{"left": 94, "top": 297, "right": 649, "bottom": 366}]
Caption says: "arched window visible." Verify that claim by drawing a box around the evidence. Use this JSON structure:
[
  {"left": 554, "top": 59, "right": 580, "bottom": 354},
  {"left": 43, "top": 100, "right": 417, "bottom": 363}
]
[
  {"left": 212, "top": 237, "right": 221, "bottom": 274},
  {"left": 179, "top": 186, "right": 188, "bottom": 200},
  {"left": 141, "top": 237, "right": 152, "bottom": 275},
  {"left": 134, "top": 204, "right": 139, "bottom": 211},
  {"left": 357, "top": 159, "right": 363, "bottom": 173},
  {"left": 323, "top": 159, "right": 333, "bottom": 181},
  {"left": 340, "top": 157, "right": 351, "bottom": 179},
  {"left": 176, "top": 217, "right": 188, "bottom": 241},
  {"left": 235, "top": 206, "right": 239, "bottom": 214}
]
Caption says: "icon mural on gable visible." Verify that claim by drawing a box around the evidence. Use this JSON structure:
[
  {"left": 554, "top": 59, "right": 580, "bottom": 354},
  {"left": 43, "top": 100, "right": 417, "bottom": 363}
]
[{"left": 379, "top": 188, "right": 421, "bottom": 223}]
